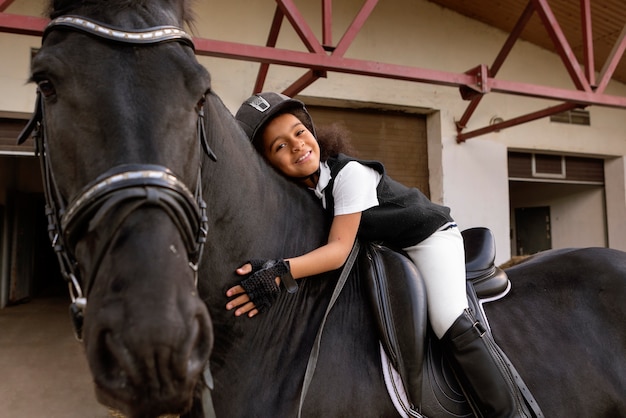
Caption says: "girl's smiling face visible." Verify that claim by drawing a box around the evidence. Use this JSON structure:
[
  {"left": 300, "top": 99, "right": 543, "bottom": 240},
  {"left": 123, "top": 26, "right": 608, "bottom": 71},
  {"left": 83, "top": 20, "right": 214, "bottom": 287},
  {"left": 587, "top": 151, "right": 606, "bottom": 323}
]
[{"left": 261, "top": 112, "right": 321, "bottom": 184}]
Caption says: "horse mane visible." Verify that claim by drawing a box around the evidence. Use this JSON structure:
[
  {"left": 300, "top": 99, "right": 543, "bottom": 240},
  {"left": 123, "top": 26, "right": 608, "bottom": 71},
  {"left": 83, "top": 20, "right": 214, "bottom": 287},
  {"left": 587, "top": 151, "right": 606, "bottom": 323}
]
[{"left": 45, "top": 0, "right": 196, "bottom": 25}]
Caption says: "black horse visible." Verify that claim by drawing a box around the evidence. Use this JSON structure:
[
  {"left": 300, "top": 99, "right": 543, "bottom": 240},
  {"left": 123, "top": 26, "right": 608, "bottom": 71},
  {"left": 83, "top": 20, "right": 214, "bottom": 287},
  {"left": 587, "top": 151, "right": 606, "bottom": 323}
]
[{"left": 20, "top": 1, "right": 626, "bottom": 417}]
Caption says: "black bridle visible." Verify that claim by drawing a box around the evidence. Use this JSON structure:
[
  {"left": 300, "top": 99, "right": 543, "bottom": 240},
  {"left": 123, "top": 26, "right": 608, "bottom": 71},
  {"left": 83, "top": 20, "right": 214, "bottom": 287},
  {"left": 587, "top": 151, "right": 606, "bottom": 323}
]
[{"left": 17, "top": 15, "right": 214, "bottom": 340}]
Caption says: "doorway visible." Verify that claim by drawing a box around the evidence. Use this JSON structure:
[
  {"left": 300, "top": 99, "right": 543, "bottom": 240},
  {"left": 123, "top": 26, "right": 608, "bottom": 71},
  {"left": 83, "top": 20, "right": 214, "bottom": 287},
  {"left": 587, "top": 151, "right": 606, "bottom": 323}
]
[
  {"left": 1, "top": 191, "right": 63, "bottom": 307},
  {"left": 514, "top": 206, "right": 551, "bottom": 255}
]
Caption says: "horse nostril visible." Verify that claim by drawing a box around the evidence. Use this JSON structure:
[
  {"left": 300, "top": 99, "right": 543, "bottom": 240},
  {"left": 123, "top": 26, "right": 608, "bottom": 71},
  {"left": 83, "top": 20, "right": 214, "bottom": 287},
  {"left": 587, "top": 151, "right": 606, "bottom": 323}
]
[
  {"left": 186, "top": 310, "right": 213, "bottom": 376},
  {"left": 94, "top": 330, "right": 133, "bottom": 390},
  {"left": 174, "top": 306, "right": 210, "bottom": 379}
]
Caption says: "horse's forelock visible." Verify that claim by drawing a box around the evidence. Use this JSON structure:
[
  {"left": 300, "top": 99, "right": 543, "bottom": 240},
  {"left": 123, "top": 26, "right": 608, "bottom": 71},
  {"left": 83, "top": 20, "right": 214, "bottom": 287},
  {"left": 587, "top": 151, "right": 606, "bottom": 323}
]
[{"left": 45, "top": 0, "right": 196, "bottom": 25}]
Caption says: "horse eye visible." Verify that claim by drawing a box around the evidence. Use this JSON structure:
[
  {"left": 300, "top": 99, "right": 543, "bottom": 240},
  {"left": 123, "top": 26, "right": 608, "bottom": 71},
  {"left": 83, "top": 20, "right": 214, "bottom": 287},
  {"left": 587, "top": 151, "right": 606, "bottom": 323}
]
[{"left": 37, "top": 80, "right": 56, "bottom": 98}]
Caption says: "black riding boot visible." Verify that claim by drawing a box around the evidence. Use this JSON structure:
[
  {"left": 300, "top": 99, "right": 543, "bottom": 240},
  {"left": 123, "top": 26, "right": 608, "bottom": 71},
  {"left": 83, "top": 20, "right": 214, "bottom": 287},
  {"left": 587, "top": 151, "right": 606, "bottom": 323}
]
[{"left": 441, "top": 309, "right": 531, "bottom": 418}]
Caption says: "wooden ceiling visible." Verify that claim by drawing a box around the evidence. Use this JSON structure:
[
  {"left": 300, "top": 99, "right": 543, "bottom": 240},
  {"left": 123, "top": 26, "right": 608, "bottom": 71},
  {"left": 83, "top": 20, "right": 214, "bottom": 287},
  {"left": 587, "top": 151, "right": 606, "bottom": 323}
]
[{"left": 427, "top": 0, "right": 626, "bottom": 84}]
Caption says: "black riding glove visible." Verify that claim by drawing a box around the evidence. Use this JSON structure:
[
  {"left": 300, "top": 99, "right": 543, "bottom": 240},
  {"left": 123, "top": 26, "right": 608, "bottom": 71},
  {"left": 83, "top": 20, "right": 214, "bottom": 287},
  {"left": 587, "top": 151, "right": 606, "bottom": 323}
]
[{"left": 240, "top": 259, "right": 298, "bottom": 313}]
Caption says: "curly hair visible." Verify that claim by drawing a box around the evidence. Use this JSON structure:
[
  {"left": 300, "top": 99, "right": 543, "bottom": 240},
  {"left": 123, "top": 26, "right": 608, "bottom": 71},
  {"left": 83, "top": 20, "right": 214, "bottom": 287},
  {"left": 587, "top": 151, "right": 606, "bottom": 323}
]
[{"left": 315, "top": 123, "right": 358, "bottom": 161}]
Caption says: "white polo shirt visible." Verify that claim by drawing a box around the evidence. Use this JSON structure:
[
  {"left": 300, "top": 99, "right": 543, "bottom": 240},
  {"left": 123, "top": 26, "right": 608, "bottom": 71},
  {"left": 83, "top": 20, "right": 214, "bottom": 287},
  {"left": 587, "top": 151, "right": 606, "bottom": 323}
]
[{"left": 311, "top": 161, "right": 382, "bottom": 215}]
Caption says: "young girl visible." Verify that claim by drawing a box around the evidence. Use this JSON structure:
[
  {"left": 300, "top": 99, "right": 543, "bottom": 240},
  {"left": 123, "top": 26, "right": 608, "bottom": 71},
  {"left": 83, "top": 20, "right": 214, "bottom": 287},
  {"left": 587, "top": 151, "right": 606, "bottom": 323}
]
[{"left": 226, "top": 92, "right": 533, "bottom": 417}]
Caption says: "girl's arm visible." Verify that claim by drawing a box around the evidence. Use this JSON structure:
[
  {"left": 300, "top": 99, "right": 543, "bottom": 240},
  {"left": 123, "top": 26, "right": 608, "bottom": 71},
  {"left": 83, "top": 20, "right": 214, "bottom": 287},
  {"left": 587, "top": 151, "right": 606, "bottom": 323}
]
[
  {"left": 226, "top": 211, "right": 361, "bottom": 317},
  {"left": 288, "top": 211, "right": 361, "bottom": 278}
]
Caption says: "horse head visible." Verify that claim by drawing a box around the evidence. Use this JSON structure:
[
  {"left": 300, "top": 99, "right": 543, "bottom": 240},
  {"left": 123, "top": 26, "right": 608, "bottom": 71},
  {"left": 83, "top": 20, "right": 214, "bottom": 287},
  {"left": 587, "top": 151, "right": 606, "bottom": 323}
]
[{"left": 22, "top": 1, "right": 214, "bottom": 416}]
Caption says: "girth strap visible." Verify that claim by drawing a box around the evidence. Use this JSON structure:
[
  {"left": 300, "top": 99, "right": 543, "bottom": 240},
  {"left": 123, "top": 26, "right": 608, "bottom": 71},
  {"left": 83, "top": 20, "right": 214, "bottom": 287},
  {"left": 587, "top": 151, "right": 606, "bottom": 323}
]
[{"left": 297, "top": 240, "right": 360, "bottom": 418}]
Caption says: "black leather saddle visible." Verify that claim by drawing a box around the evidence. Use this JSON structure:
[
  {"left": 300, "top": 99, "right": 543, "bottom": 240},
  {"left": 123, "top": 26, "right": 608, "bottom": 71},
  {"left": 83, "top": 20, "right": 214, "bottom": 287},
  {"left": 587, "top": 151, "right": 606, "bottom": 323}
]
[{"left": 358, "top": 227, "right": 513, "bottom": 417}]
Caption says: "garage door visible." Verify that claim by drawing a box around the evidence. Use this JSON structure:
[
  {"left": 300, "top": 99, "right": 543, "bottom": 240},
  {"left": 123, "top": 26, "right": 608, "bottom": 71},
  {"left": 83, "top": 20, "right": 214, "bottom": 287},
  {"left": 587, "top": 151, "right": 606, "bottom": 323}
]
[{"left": 306, "top": 106, "right": 429, "bottom": 197}]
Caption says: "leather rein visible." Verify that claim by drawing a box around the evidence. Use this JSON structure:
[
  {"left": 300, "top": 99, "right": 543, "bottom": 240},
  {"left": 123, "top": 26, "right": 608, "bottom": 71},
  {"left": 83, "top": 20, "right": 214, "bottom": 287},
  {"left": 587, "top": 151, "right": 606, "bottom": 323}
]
[{"left": 17, "top": 15, "right": 213, "bottom": 340}]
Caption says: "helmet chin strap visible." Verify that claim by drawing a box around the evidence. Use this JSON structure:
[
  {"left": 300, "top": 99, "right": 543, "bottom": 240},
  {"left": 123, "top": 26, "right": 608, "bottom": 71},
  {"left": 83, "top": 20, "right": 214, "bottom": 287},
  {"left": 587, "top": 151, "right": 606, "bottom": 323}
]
[{"left": 290, "top": 167, "right": 321, "bottom": 188}]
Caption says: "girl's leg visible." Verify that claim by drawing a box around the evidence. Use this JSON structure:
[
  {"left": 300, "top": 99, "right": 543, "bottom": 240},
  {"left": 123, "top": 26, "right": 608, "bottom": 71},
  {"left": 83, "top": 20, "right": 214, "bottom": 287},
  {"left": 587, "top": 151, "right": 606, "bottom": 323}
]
[
  {"left": 404, "top": 227, "right": 535, "bottom": 417},
  {"left": 404, "top": 226, "right": 468, "bottom": 338}
]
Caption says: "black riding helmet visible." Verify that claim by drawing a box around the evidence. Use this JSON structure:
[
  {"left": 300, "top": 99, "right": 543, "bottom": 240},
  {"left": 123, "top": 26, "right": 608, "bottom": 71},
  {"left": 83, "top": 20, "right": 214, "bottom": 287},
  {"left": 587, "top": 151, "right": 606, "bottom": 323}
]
[{"left": 235, "top": 92, "right": 317, "bottom": 146}]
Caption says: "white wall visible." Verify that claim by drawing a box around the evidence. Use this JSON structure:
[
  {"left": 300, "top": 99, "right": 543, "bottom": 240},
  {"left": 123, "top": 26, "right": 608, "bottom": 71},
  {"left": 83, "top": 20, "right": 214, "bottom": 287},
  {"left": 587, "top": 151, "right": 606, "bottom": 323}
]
[{"left": 443, "top": 136, "right": 512, "bottom": 262}]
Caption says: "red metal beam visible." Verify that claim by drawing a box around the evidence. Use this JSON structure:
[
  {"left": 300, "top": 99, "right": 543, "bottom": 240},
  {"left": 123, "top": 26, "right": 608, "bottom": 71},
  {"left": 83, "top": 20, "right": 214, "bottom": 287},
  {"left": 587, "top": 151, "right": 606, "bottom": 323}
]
[
  {"left": 194, "top": 37, "right": 476, "bottom": 86},
  {"left": 457, "top": 0, "right": 606, "bottom": 141},
  {"left": 193, "top": 36, "right": 626, "bottom": 108},
  {"left": 532, "top": 0, "right": 591, "bottom": 92},
  {"left": 256, "top": 0, "right": 330, "bottom": 95},
  {"left": 580, "top": 0, "right": 595, "bottom": 87},
  {"left": 490, "top": 1, "right": 535, "bottom": 76},
  {"left": 281, "top": 0, "right": 378, "bottom": 96},
  {"left": 277, "top": 0, "right": 325, "bottom": 54},
  {"left": 333, "top": 0, "right": 378, "bottom": 57},
  {"left": 253, "top": 6, "right": 284, "bottom": 94},
  {"left": 322, "top": 0, "right": 332, "bottom": 49},
  {"left": 456, "top": 1, "right": 535, "bottom": 132},
  {"left": 457, "top": 102, "right": 580, "bottom": 142},
  {"left": 597, "top": 24, "right": 626, "bottom": 94},
  {"left": 0, "top": 12, "right": 47, "bottom": 35},
  {"left": 282, "top": 69, "right": 326, "bottom": 97},
  {"left": 0, "top": 0, "right": 16, "bottom": 12},
  {"left": 488, "top": 77, "right": 626, "bottom": 107}
]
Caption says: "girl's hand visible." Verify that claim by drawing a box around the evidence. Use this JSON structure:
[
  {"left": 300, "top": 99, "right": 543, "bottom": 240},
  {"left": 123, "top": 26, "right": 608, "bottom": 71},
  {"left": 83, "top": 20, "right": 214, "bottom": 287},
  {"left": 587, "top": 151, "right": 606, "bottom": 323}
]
[
  {"left": 226, "top": 263, "right": 260, "bottom": 317},
  {"left": 225, "top": 263, "right": 281, "bottom": 318}
]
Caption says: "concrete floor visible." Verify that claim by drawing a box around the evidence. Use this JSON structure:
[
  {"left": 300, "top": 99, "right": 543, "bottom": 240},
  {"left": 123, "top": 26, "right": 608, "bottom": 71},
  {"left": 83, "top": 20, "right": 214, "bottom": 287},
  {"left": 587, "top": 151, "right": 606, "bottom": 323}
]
[{"left": 0, "top": 297, "right": 111, "bottom": 418}]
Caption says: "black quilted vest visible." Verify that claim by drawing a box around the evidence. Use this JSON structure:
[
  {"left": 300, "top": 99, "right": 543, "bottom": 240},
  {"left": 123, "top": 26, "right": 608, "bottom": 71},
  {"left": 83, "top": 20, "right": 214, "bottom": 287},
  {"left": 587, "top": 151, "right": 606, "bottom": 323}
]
[{"left": 324, "top": 153, "right": 454, "bottom": 249}]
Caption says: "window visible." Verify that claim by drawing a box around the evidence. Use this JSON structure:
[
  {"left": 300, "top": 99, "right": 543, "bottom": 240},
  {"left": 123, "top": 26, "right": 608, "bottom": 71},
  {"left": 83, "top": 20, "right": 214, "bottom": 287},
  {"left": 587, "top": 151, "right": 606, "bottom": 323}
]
[{"left": 549, "top": 109, "right": 590, "bottom": 126}]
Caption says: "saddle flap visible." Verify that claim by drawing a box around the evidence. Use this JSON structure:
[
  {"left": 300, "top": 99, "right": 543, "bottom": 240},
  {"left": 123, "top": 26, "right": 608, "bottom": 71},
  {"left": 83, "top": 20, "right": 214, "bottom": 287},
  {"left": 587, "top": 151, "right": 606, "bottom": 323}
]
[{"left": 358, "top": 243, "right": 428, "bottom": 397}]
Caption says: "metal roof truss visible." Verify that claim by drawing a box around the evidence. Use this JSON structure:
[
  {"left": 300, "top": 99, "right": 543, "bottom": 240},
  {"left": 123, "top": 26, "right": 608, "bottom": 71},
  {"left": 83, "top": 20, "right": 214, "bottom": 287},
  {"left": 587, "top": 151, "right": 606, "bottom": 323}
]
[{"left": 1, "top": 0, "right": 625, "bottom": 142}]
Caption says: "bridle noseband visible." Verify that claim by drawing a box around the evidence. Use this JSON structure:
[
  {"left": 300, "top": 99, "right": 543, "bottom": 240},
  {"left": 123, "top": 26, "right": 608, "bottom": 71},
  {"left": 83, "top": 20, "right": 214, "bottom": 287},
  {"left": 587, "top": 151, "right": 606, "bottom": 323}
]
[{"left": 18, "top": 15, "right": 213, "bottom": 340}]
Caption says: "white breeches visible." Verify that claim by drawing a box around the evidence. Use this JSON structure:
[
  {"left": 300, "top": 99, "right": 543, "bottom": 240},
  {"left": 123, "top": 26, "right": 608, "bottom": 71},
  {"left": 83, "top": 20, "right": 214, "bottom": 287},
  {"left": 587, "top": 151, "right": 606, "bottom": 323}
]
[{"left": 403, "top": 226, "right": 469, "bottom": 339}]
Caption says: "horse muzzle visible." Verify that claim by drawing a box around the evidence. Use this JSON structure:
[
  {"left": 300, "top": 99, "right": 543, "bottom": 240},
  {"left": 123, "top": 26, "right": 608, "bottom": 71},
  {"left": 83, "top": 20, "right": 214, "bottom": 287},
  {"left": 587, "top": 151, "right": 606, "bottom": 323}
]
[{"left": 77, "top": 206, "right": 213, "bottom": 418}]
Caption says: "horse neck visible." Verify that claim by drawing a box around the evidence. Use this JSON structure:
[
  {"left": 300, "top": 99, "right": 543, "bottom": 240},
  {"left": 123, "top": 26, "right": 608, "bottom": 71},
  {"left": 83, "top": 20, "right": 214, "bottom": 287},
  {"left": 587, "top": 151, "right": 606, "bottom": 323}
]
[
  {"left": 200, "top": 95, "right": 351, "bottom": 412},
  {"left": 201, "top": 93, "right": 328, "bottom": 276}
]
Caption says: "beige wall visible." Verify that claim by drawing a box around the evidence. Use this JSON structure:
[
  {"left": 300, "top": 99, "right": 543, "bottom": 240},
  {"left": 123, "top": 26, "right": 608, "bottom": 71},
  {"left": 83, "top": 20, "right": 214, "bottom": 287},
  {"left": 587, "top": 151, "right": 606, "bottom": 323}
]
[
  {"left": 0, "top": 32, "right": 39, "bottom": 112},
  {"left": 0, "top": 0, "right": 45, "bottom": 112},
  {"left": 2, "top": 0, "right": 626, "bottom": 262}
]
